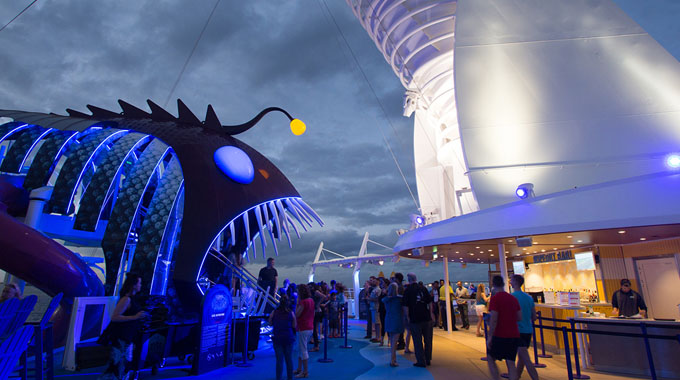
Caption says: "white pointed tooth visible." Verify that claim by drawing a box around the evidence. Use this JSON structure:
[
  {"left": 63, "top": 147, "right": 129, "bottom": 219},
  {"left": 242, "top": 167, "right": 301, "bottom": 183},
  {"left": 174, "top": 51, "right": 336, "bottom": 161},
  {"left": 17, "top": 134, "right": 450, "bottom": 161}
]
[
  {"left": 275, "top": 200, "right": 292, "bottom": 248},
  {"left": 290, "top": 198, "right": 313, "bottom": 227},
  {"left": 229, "top": 221, "right": 236, "bottom": 247},
  {"left": 286, "top": 215, "right": 301, "bottom": 239},
  {"left": 284, "top": 199, "right": 308, "bottom": 232},
  {"left": 244, "top": 211, "right": 255, "bottom": 259},
  {"left": 268, "top": 201, "right": 282, "bottom": 240},
  {"left": 297, "top": 199, "right": 324, "bottom": 226},
  {"left": 267, "top": 219, "right": 279, "bottom": 256},
  {"left": 254, "top": 204, "right": 267, "bottom": 258}
]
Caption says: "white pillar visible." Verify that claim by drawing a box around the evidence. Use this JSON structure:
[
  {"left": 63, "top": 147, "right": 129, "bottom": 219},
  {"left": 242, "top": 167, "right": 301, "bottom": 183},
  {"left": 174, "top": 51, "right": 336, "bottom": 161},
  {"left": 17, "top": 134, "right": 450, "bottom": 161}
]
[
  {"left": 308, "top": 242, "right": 323, "bottom": 283},
  {"left": 498, "top": 242, "right": 509, "bottom": 292},
  {"left": 443, "top": 256, "right": 453, "bottom": 333}
]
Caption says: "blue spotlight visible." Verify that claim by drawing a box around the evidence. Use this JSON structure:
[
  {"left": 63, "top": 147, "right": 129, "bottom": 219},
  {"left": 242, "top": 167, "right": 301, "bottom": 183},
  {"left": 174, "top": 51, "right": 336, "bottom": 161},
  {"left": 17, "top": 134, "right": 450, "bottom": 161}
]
[
  {"left": 515, "top": 183, "right": 534, "bottom": 199},
  {"left": 666, "top": 154, "right": 680, "bottom": 169}
]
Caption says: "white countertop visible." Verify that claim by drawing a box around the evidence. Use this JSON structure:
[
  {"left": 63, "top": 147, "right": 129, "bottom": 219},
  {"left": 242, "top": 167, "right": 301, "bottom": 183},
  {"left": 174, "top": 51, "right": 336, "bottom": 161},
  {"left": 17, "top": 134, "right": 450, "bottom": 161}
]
[{"left": 574, "top": 316, "right": 680, "bottom": 325}]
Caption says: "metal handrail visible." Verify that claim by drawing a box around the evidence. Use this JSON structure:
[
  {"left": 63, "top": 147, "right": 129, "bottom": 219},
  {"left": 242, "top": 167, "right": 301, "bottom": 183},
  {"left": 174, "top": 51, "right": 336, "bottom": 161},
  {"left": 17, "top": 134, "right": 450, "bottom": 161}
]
[{"left": 209, "top": 249, "right": 279, "bottom": 310}]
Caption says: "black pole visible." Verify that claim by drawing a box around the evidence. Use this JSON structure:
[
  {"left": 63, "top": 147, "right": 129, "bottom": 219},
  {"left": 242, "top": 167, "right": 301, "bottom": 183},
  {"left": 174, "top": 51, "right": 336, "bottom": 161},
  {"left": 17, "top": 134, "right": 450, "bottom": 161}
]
[
  {"left": 562, "top": 327, "right": 575, "bottom": 380},
  {"left": 640, "top": 323, "right": 657, "bottom": 380},
  {"left": 481, "top": 313, "right": 488, "bottom": 361},
  {"left": 236, "top": 314, "right": 252, "bottom": 367},
  {"left": 340, "top": 302, "right": 352, "bottom": 349},
  {"left": 569, "top": 319, "right": 590, "bottom": 379},
  {"left": 318, "top": 315, "right": 333, "bottom": 362},
  {"left": 532, "top": 320, "right": 547, "bottom": 368},
  {"left": 537, "top": 311, "right": 552, "bottom": 358}
]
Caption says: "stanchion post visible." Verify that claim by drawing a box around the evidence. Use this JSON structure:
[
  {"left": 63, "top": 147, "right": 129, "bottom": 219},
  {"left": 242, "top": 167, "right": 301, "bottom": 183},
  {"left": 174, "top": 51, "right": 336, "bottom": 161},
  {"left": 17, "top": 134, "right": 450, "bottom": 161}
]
[
  {"left": 562, "top": 327, "right": 574, "bottom": 380},
  {"left": 532, "top": 320, "right": 546, "bottom": 368},
  {"left": 340, "top": 302, "right": 352, "bottom": 349},
  {"left": 569, "top": 319, "right": 589, "bottom": 379},
  {"left": 640, "top": 323, "right": 658, "bottom": 380},
  {"left": 318, "top": 315, "right": 333, "bottom": 362},
  {"left": 537, "top": 311, "right": 552, "bottom": 358},
  {"left": 236, "top": 314, "right": 253, "bottom": 367},
  {"left": 481, "top": 313, "right": 488, "bottom": 361}
]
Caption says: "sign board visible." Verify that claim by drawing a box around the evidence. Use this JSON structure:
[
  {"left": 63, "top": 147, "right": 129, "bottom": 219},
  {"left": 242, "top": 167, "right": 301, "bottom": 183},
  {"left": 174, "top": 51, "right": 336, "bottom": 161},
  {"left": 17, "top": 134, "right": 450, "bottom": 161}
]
[
  {"left": 532, "top": 250, "right": 573, "bottom": 264},
  {"left": 193, "top": 284, "right": 232, "bottom": 375}
]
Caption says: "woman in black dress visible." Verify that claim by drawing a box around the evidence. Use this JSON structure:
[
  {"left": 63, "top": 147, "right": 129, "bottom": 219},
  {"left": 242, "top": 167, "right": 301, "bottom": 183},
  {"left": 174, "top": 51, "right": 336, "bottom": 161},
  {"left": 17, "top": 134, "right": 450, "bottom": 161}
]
[{"left": 98, "top": 274, "right": 147, "bottom": 380}]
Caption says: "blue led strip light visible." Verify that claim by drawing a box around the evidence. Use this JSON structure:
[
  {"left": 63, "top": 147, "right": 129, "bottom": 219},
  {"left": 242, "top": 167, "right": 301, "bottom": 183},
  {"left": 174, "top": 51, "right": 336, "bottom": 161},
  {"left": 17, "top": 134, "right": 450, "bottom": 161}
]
[
  {"left": 195, "top": 196, "right": 324, "bottom": 295},
  {"left": 0, "top": 122, "right": 30, "bottom": 146},
  {"left": 0, "top": 126, "right": 52, "bottom": 173},
  {"left": 131, "top": 157, "right": 184, "bottom": 295},
  {"left": 22, "top": 130, "right": 78, "bottom": 191},
  {"left": 74, "top": 132, "right": 151, "bottom": 232},
  {"left": 101, "top": 138, "right": 171, "bottom": 296},
  {"left": 47, "top": 128, "right": 127, "bottom": 215}
]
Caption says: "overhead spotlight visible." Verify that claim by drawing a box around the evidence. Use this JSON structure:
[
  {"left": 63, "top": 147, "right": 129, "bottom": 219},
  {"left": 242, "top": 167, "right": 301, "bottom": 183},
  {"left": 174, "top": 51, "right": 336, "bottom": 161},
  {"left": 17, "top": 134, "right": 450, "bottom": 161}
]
[
  {"left": 410, "top": 214, "right": 426, "bottom": 229},
  {"left": 515, "top": 183, "right": 535, "bottom": 199},
  {"left": 666, "top": 154, "right": 680, "bottom": 169}
]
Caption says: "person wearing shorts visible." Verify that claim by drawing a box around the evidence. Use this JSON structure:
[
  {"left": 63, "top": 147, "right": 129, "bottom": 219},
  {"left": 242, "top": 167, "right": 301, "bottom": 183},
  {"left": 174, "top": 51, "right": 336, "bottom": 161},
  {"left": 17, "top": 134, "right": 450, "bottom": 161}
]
[
  {"left": 486, "top": 275, "right": 521, "bottom": 380},
  {"left": 294, "top": 284, "right": 315, "bottom": 378},
  {"left": 511, "top": 275, "right": 538, "bottom": 380}
]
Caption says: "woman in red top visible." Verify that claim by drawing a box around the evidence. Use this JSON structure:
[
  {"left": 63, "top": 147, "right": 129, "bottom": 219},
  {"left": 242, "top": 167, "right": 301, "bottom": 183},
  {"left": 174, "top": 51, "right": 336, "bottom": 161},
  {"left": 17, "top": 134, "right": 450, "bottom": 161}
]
[{"left": 294, "top": 284, "right": 315, "bottom": 378}]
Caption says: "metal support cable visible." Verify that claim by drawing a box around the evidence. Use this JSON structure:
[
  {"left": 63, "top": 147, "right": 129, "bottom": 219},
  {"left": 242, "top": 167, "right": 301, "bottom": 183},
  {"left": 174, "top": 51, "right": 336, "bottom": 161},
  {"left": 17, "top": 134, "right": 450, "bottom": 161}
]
[
  {"left": 163, "top": 0, "right": 221, "bottom": 108},
  {"left": 320, "top": 0, "right": 420, "bottom": 211},
  {"left": 0, "top": 0, "right": 38, "bottom": 33}
]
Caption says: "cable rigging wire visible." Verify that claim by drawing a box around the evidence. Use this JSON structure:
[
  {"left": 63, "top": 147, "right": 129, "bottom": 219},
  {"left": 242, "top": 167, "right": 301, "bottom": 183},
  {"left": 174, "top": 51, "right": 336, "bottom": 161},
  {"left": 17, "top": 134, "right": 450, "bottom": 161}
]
[
  {"left": 318, "top": 0, "right": 420, "bottom": 212},
  {"left": 0, "top": 0, "right": 38, "bottom": 33},
  {"left": 163, "top": 0, "right": 222, "bottom": 108}
]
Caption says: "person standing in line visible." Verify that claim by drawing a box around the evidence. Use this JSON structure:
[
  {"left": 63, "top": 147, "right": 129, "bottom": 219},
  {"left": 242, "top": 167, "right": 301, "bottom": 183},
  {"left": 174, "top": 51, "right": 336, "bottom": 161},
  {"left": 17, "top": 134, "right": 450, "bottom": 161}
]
[
  {"left": 430, "top": 281, "right": 440, "bottom": 331},
  {"left": 439, "top": 280, "right": 458, "bottom": 331},
  {"left": 611, "top": 279, "right": 647, "bottom": 318},
  {"left": 279, "top": 278, "right": 291, "bottom": 298},
  {"left": 475, "top": 283, "right": 490, "bottom": 337},
  {"left": 393, "top": 273, "right": 407, "bottom": 350},
  {"left": 383, "top": 282, "right": 404, "bottom": 367},
  {"left": 377, "top": 278, "right": 388, "bottom": 346},
  {"left": 510, "top": 275, "right": 539, "bottom": 380},
  {"left": 258, "top": 258, "right": 278, "bottom": 313},
  {"left": 362, "top": 280, "right": 373, "bottom": 339},
  {"left": 402, "top": 273, "right": 434, "bottom": 368},
  {"left": 293, "top": 284, "right": 314, "bottom": 378},
  {"left": 269, "top": 295, "right": 297, "bottom": 380},
  {"left": 486, "top": 275, "right": 521, "bottom": 380},
  {"left": 368, "top": 278, "right": 383, "bottom": 343},
  {"left": 455, "top": 281, "right": 470, "bottom": 329}
]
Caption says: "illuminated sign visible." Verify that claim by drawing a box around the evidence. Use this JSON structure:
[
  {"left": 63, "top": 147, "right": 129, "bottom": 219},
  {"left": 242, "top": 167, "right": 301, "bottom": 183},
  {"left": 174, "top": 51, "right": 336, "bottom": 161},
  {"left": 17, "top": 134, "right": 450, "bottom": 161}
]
[{"left": 532, "top": 250, "right": 573, "bottom": 264}]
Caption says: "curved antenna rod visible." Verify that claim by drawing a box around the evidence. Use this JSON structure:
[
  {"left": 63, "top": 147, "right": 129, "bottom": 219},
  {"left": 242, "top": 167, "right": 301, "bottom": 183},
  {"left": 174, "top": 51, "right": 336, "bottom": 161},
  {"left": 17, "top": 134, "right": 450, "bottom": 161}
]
[{"left": 223, "top": 107, "right": 294, "bottom": 136}]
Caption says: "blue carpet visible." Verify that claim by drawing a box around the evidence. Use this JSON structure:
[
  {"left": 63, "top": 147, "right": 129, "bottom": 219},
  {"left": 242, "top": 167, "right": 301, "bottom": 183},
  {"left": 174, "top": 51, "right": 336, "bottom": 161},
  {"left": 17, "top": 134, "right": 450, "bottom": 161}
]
[{"left": 49, "top": 321, "right": 374, "bottom": 380}]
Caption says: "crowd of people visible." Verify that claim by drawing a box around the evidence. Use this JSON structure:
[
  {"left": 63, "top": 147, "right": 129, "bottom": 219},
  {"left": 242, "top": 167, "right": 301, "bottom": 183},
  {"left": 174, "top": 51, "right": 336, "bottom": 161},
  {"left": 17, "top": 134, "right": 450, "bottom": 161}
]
[{"left": 259, "top": 258, "right": 540, "bottom": 380}]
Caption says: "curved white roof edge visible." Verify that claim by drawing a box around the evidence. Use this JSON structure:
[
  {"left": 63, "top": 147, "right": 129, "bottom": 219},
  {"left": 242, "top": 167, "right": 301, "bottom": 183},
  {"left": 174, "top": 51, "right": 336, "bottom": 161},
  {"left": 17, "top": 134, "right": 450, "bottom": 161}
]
[{"left": 394, "top": 170, "right": 680, "bottom": 252}]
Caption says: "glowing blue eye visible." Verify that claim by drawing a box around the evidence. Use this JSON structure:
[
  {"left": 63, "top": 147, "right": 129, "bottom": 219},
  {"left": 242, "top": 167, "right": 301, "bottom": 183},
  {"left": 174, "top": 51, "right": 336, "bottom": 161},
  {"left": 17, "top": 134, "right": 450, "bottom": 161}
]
[{"left": 214, "top": 146, "right": 254, "bottom": 184}]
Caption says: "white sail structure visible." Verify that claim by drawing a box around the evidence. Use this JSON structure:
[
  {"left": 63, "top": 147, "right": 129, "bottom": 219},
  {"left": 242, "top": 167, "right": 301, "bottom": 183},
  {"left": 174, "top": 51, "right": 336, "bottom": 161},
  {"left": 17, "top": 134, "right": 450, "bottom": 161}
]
[
  {"left": 347, "top": 0, "right": 680, "bottom": 216},
  {"left": 347, "top": 0, "right": 478, "bottom": 223}
]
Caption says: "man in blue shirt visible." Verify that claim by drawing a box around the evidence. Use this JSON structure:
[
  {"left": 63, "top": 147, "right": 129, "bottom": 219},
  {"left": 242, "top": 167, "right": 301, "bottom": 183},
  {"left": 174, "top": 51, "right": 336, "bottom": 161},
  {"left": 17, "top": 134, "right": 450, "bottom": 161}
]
[{"left": 510, "top": 275, "right": 538, "bottom": 380}]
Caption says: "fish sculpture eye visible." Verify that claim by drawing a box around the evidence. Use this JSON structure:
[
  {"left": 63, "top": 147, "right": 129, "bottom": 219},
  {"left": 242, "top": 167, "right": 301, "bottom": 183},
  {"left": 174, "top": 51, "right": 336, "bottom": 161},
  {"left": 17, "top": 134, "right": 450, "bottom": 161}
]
[{"left": 213, "top": 146, "right": 254, "bottom": 184}]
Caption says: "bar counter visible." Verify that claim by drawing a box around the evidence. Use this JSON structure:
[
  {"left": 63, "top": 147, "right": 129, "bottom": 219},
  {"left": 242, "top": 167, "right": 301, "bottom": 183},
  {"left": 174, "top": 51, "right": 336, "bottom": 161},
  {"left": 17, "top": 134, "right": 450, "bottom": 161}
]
[{"left": 575, "top": 317, "right": 680, "bottom": 378}]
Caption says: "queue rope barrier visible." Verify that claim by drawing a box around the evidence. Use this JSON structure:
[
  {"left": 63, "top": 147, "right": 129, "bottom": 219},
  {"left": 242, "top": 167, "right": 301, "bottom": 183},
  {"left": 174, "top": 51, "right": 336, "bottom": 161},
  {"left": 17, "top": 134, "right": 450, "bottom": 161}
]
[
  {"left": 562, "top": 327, "right": 575, "bottom": 380},
  {"left": 480, "top": 313, "right": 488, "bottom": 361},
  {"left": 318, "top": 314, "right": 333, "bottom": 363},
  {"left": 340, "top": 302, "right": 352, "bottom": 349},
  {"left": 532, "top": 317, "right": 547, "bottom": 368},
  {"left": 236, "top": 313, "right": 253, "bottom": 367},
  {"left": 569, "top": 319, "right": 590, "bottom": 379},
  {"left": 537, "top": 311, "right": 552, "bottom": 358},
  {"left": 534, "top": 320, "right": 680, "bottom": 380},
  {"left": 640, "top": 323, "right": 657, "bottom": 380}
]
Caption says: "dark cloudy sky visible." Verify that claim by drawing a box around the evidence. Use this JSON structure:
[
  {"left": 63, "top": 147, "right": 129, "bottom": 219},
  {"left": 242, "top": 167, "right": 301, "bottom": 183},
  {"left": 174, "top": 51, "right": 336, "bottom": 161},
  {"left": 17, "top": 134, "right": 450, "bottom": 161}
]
[{"left": 1, "top": 1, "right": 678, "bottom": 288}]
